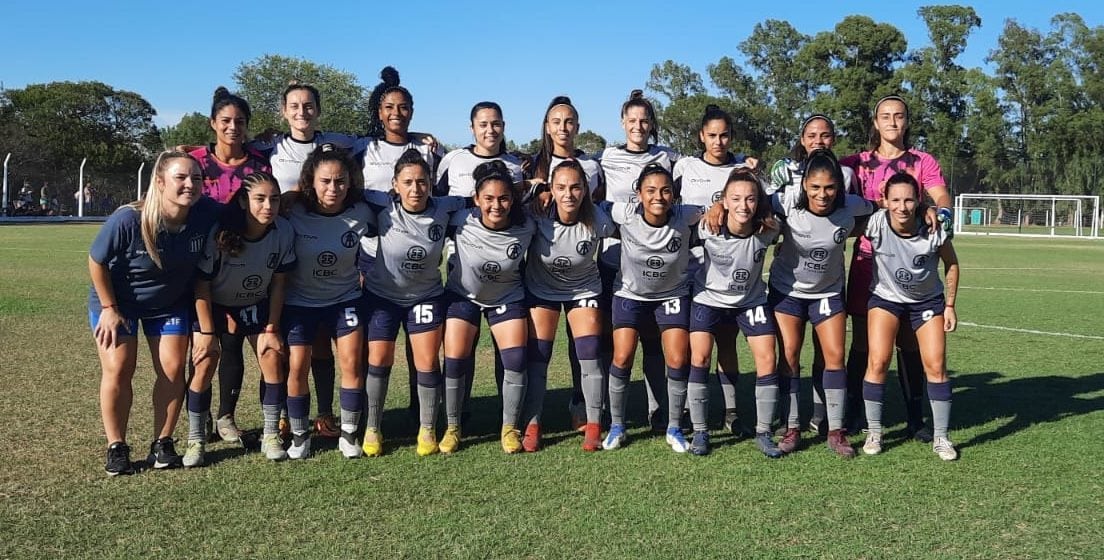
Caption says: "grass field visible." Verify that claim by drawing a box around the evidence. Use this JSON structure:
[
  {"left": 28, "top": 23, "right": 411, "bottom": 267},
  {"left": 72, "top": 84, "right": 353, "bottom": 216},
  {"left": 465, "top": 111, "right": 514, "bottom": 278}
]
[{"left": 1, "top": 225, "right": 1102, "bottom": 559}]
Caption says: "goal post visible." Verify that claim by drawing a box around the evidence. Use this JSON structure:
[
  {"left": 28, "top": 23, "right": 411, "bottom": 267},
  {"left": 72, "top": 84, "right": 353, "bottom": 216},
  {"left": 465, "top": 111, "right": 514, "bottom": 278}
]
[{"left": 954, "top": 193, "right": 1101, "bottom": 238}]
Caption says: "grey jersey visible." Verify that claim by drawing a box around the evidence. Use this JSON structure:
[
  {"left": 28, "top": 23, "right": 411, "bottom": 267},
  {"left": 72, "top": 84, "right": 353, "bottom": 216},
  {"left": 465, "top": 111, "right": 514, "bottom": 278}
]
[
  {"left": 673, "top": 154, "right": 754, "bottom": 273},
  {"left": 596, "top": 144, "right": 680, "bottom": 269},
  {"left": 525, "top": 205, "right": 616, "bottom": 301},
  {"left": 608, "top": 202, "right": 702, "bottom": 301},
  {"left": 284, "top": 201, "right": 374, "bottom": 306},
  {"left": 768, "top": 189, "right": 874, "bottom": 298},
  {"left": 436, "top": 147, "right": 524, "bottom": 197},
  {"left": 364, "top": 191, "right": 467, "bottom": 306},
  {"left": 445, "top": 209, "right": 535, "bottom": 307},
  {"left": 866, "top": 209, "right": 948, "bottom": 303},
  {"left": 693, "top": 222, "right": 778, "bottom": 308},
  {"left": 251, "top": 132, "right": 358, "bottom": 193},
  {"left": 199, "top": 217, "right": 297, "bottom": 307},
  {"left": 549, "top": 152, "right": 604, "bottom": 195},
  {"left": 358, "top": 134, "right": 442, "bottom": 192}
]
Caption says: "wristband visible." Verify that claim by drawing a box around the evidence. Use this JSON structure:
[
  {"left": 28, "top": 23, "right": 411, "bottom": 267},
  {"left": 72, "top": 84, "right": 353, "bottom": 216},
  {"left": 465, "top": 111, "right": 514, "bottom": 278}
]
[
  {"left": 263, "top": 325, "right": 278, "bottom": 333},
  {"left": 945, "top": 304, "right": 955, "bottom": 308},
  {"left": 102, "top": 304, "right": 117, "bottom": 310}
]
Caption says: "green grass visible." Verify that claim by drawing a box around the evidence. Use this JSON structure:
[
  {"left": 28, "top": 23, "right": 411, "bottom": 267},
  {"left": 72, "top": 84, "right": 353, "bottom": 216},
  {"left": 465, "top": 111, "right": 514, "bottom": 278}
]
[{"left": 1, "top": 225, "right": 1102, "bottom": 559}]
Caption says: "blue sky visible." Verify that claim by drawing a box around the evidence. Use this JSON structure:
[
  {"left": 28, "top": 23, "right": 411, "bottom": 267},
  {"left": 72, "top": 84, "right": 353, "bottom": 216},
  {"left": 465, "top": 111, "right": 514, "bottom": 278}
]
[{"left": 2, "top": 1, "right": 1100, "bottom": 147}]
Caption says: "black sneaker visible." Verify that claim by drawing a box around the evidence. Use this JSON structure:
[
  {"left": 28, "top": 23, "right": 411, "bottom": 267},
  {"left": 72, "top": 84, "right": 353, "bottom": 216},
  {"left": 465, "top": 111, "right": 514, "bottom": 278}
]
[
  {"left": 105, "top": 442, "right": 134, "bottom": 476},
  {"left": 147, "top": 437, "right": 182, "bottom": 469},
  {"left": 724, "top": 409, "right": 753, "bottom": 441}
]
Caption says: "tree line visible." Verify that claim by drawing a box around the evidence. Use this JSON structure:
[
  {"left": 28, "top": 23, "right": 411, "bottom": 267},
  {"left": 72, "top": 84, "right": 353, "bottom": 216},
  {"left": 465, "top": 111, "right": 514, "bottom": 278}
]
[{"left": 2, "top": 6, "right": 1101, "bottom": 207}]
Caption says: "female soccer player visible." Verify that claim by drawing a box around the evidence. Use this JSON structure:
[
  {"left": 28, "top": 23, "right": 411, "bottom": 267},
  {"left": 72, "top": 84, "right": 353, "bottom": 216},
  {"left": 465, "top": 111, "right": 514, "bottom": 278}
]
[
  {"left": 189, "top": 87, "right": 270, "bottom": 204},
  {"left": 526, "top": 96, "right": 606, "bottom": 431},
  {"left": 860, "top": 173, "right": 959, "bottom": 460},
  {"left": 598, "top": 90, "right": 681, "bottom": 431},
  {"left": 601, "top": 163, "right": 703, "bottom": 453},
  {"left": 360, "top": 150, "right": 468, "bottom": 457},
  {"left": 770, "top": 149, "right": 874, "bottom": 459},
  {"left": 90, "top": 151, "right": 219, "bottom": 475},
  {"left": 282, "top": 144, "right": 373, "bottom": 460},
  {"left": 673, "top": 104, "right": 757, "bottom": 438},
  {"left": 688, "top": 169, "right": 781, "bottom": 457},
  {"left": 436, "top": 101, "right": 524, "bottom": 197},
  {"left": 440, "top": 161, "right": 535, "bottom": 454},
  {"left": 521, "top": 159, "right": 615, "bottom": 452},
  {"left": 841, "top": 95, "right": 953, "bottom": 440},
  {"left": 184, "top": 172, "right": 296, "bottom": 466}
]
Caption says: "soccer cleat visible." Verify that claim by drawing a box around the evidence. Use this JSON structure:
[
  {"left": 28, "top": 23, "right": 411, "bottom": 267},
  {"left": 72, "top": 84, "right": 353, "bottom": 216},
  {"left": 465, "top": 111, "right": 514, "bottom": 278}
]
[
  {"left": 147, "top": 437, "right": 182, "bottom": 469},
  {"left": 287, "top": 432, "right": 311, "bottom": 460},
  {"left": 602, "top": 423, "right": 627, "bottom": 450},
  {"left": 724, "top": 409, "right": 753, "bottom": 441},
  {"left": 582, "top": 423, "right": 602, "bottom": 452},
  {"left": 690, "top": 430, "right": 710, "bottom": 456},
  {"left": 826, "top": 429, "right": 856, "bottom": 459},
  {"left": 569, "top": 400, "right": 587, "bottom": 432},
  {"left": 754, "top": 432, "right": 784, "bottom": 459},
  {"left": 666, "top": 427, "right": 690, "bottom": 453},
  {"left": 932, "top": 436, "right": 958, "bottom": 461},
  {"left": 216, "top": 414, "right": 244, "bottom": 444},
  {"left": 182, "top": 440, "right": 206, "bottom": 468},
  {"left": 278, "top": 416, "right": 291, "bottom": 443},
  {"left": 862, "top": 432, "right": 884, "bottom": 456},
  {"left": 261, "top": 433, "right": 287, "bottom": 461},
  {"left": 104, "top": 442, "right": 134, "bottom": 476},
  {"left": 416, "top": 427, "right": 439, "bottom": 457},
  {"left": 522, "top": 423, "right": 541, "bottom": 453},
  {"left": 339, "top": 430, "right": 363, "bottom": 459},
  {"left": 648, "top": 408, "right": 666, "bottom": 433},
  {"left": 778, "top": 428, "right": 802, "bottom": 454},
  {"left": 911, "top": 424, "right": 934, "bottom": 444},
  {"left": 361, "top": 428, "right": 382, "bottom": 457},
  {"left": 313, "top": 413, "right": 340, "bottom": 438},
  {"left": 439, "top": 425, "right": 462, "bottom": 454},
  {"left": 501, "top": 424, "right": 523, "bottom": 454}
]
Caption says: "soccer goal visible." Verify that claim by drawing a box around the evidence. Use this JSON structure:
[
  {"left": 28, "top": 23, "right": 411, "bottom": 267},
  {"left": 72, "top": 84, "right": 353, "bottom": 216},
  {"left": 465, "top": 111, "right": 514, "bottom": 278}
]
[{"left": 954, "top": 194, "right": 1101, "bottom": 238}]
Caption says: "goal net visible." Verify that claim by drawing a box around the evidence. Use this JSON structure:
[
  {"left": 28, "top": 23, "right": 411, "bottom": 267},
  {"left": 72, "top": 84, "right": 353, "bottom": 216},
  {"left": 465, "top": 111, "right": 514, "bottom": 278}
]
[{"left": 954, "top": 194, "right": 1101, "bottom": 238}]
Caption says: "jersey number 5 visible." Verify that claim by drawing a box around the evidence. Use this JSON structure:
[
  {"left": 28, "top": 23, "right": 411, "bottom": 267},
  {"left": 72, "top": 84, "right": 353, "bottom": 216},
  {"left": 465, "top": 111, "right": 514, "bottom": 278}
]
[{"left": 344, "top": 307, "right": 359, "bottom": 328}]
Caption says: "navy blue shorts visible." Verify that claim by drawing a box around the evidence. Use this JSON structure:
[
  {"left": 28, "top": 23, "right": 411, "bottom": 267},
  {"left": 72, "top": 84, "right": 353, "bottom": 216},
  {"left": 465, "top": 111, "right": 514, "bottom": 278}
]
[
  {"left": 88, "top": 301, "right": 191, "bottom": 338},
  {"left": 611, "top": 294, "right": 690, "bottom": 331},
  {"left": 364, "top": 293, "right": 445, "bottom": 341},
  {"left": 445, "top": 292, "right": 527, "bottom": 327},
  {"left": 868, "top": 293, "right": 946, "bottom": 331},
  {"left": 598, "top": 263, "right": 617, "bottom": 311},
  {"left": 192, "top": 301, "right": 271, "bottom": 336},
  {"left": 526, "top": 293, "right": 602, "bottom": 313},
  {"left": 689, "top": 301, "right": 776, "bottom": 337},
  {"left": 283, "top": 299, "right": 362, "bottom": 346},
  {"left": 768, "top": 289, "right": 845, "bottom": 326}
]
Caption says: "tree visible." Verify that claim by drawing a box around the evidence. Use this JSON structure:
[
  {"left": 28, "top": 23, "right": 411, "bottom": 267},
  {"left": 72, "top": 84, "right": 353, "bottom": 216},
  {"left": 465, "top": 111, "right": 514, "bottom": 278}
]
[
  {"left": 232, "top": 54, "right": 372, "bottom": 136},
  {"left": 160, "top": 112, "right": 214, "bottom": 148},
  {"left": 575, "top": 130, "right": 607, "bottom": 156},
  {"left": 738, "top": 19, "right": 814, "bottom": 157},
  {"left": 646, "top": 60, "right": 706, "bottom": 103}
]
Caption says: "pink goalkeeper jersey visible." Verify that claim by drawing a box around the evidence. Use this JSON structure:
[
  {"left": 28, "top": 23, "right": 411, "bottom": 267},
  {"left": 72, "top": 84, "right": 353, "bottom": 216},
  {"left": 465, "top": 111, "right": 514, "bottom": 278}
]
[{"left": 189, "top": 145, "right": 271, "bottom": 203}]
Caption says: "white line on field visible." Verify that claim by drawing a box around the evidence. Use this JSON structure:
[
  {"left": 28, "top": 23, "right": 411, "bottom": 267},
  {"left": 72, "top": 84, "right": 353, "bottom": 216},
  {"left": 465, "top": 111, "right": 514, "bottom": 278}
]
[
  {"left": 959, "top": 322, "right": 1104, "bottom": 340},
  {"left": 963, "top": 267, "right": 1087, "bottom": 271},
  {"left": 960, "top": 286, "right": 1104, "bottom": 295}
]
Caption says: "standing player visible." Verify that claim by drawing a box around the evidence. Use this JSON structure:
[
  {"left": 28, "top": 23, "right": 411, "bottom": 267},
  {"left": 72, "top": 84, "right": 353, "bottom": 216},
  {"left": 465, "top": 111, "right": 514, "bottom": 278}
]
[
  {"left": 688, "top": 169, "right": 781, "bottom": 457},
  {"left": 840, "top": 95, "right": 953, "bottom": 439},
  {"left": 282, "top": 144, "right": 373, "bottom": 459},
  {"left": 521, "top": 159, "right": 615, "bottom": 452},
  {"left": 440, "top": 161, "right": 535, "bottom": 454},
  {"left": 436, "top": 101, "right": 524, "bottom": 197},
  {"left": 184, "top": 172, "right": 296, "bottom": 466},
  {"left": 90, "top": 151, "right": 220, "bottom": 475},
  {"left": 601, "top": 164, "right": 703, "bottom": 453},
  {"left": 860, "top": 173, "right": 960, "bottom": 460},
  {"left": 770, "top": 149, "right": 875, "bottom": 459},
  {"left": 673, "top": 104, "right": 757, "bottom": 438},
  {"left": 360, "top": 150, "right": 468, "bottom": 457},
  {"left": 598, "top": 89, "right": 681, "bottom": 431}
]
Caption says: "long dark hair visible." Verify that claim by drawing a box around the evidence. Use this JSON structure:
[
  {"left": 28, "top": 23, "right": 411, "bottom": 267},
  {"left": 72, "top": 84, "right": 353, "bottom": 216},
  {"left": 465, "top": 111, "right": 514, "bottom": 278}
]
[
  {"left": 298, "top": 143, "right": 364, "bottom": 213},
  {"left": 366, "top": 66, "right": 413, "bottom": 139},
  {"left": 216, "top": 171, "right": 280, "bottom": 256},
  {"left": 883, "top": 171, "right": 930, "bottom": 224},
  {"left": 470, "top": 101, "right": 507, "bottom": 154},
  {"left": 531, "top": 96, "right": 577, "bottom": 183},
  {"left": 698, "top": 104, "right": 733, "bottom": 152},
  {"left": 634, "top": 162, "right": 676, "bottom": 197},
  {"left": 788, "top": 114, "right": 836, "bottom": 162},
  {"left": 210, "top": 86, "right": 252, "bottom": 124},
  {"left": 796, "top": 148, "right": 846, "bottom": 213},
  {"left": 621, "top": 89, "right": 659, "bottom": 145},
  {"left": 473, "top": 160, "right": 525, "bottom": 227}
]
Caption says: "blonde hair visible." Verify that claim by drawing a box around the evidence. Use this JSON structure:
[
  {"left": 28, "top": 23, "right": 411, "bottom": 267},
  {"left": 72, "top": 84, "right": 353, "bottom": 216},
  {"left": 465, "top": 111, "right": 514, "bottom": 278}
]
[{"left": 129, "top": 150, "right": 197, "bottom": 269}]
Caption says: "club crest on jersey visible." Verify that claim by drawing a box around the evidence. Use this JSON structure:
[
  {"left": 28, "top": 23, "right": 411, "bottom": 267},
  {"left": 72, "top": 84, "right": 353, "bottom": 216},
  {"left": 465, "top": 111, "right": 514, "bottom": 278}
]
[
  {"left": 731, "top": 269, "right": 751, "bottom": 283},
  {"left": 189, "top": 235, "right": 204, "bottom": 254},
  {"left": 810, "top": 248, "right": 829, "bottom": 262},
  {"left": 242, "top": 275, "right": 263, "bottom": 291},
  {"left": 506, "top": 243, "right": 522, "bottom": 260},
  {"left": 482, "top": 262, "right": 501, "bottom": 274},
  {"left": 341, "top": 231, "right": 358, "bottom": 248},
  {"left": 576, "top": 240, "right": 593, "bottom": 256},
  {"left": 754, "top": 248, "right": 767, "bottom": 263},
  {"left": 317, "top": 251, "right": 337, "bottom": 267},
  {"left": 833, "top": 227, "right": 847, "bottom": 244},
  {"left": 266, "top": 252, "right": 280, "bottom": 269},
  {"left": 913, "top": 255, "right": 929, "bottom": 267},
  {"left": 895, "top": 268, "right": 914, "bottom": 283},
  {"left": 646, "top": 256, "right": 665, "bottom": 269},
  {"left": 407, "top": 246, "right": 427, "bottom": 261},
  {"left": 553, "top": 256, "right": 572, "bottom": 272},
  {"left": 428, "top": 224, "right": 444, "bottom": 242},
  {"left": 666, "top": 237, "right": 682, "bottom": 253}
]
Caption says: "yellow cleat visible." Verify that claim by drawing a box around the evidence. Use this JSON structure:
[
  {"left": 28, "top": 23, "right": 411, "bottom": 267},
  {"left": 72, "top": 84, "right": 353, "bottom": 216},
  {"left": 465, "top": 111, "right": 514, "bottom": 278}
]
[
  {"left": 501, "top": 424, "right": 523, "bottom": 454},
  {"left": 361, "top": 428, "right": 383, "bottom": 457},
  {"left": 416, "top": 427, "right": 439, "bottom": 457},
  {"left": 439, "top": 425, "right": 461, "bottom": 454}
]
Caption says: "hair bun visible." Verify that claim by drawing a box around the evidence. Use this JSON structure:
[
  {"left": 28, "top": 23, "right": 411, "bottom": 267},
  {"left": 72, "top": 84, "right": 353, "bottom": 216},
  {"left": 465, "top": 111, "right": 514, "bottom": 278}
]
[
  {"left": 213, "top": 86, "right": 231, "bottom": 101},
  {"left": 705, "top": 104, "right": 720, "bottom": 112},
  {"left": 381, "top": 66, "right": 400, "bottom": 87},
  {"left": 550, "top": 95, "right": 573, "bottom": 107},
  {"left": 629, "top": 89, "right": 644, "bottom": 100}
]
